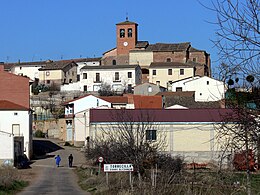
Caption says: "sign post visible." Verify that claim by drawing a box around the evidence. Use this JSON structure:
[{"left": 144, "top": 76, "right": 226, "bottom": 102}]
[
  {"left": 98, "top": 157, "right": 103, "bottom": 175},
  {"left": 104, "top": 164, "right": 134, "bottom": 187}
]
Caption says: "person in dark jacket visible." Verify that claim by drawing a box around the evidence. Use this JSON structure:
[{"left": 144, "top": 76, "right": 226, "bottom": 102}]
[
  {"left": 68, "top": 154, "right": 73, "bottom": 167},
  {"left": 55, "top": 155, "right": 61, "bottom": 167}
]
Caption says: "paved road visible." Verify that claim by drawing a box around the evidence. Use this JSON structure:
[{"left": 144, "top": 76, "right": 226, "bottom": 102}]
[{"left": 18, "top": 139, "right": 89, "bottom": 195}]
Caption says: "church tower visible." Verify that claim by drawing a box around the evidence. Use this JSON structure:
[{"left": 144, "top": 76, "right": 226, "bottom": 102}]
[{"left": 116, "top": 18, "right": 138, "bottom": 55}]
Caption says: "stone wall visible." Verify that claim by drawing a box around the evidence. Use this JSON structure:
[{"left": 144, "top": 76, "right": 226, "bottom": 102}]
[{"left": 33, "top": 118, "right": 66, "bottom": 141}]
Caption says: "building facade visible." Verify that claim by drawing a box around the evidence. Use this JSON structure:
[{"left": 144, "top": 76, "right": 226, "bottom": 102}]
[
  {"left": 171, "top": 76, "right": 226, "bottom": 102},
  {"left": 89, "top": 108, "right": 236, "bottom": 164},
  {"left": 101, "top": 19, "right": 211, "bottom": 84},
  {"left": 79, "top": 65, "right": 142, "bottom": 93}
]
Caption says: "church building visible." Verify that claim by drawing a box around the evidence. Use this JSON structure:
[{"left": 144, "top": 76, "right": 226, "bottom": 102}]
[{"left": 101, "top": 18, "right": 211, "bottom": 85}]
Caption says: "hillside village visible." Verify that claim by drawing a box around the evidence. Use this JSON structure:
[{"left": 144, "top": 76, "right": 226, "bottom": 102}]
[{"left": 0, "top": 18, "right": 250, "bottom": 169}]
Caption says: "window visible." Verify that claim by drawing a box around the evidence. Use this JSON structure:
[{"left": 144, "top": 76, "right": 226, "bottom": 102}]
[
  {"left": 115, "top": 72, "right": 119, "bottom": 81},
  {"left": 166, "top": 58, "right": 171, "bottom": 62},
  {"left": 207, "top": 81, "right": 209, "bottom": 85},
  {"left": 128, "top": 28, "right": 132, "bottom": 37},
  {"left": 83, "top": 73, "right": 87, "bottom": 79},
  {"left": 20, "top": 67, "right": 22, "bottom": 70},
  {"left": 46, "top": 80, "right": 50, "bottom": 84},
  {"left": 69, "top": 79, "right": 72, "bottom": 83},
  {"left": 176, "top": 87, "right": 182, "bottom": 92},
  {"left": 156, "top": 81, "right": 160, "bottom": 86},
  {"left": 180, "top": 69, "right": 184, "bottom": 75},
  {"left": 120, "top": 29, "right": 125, "bottom": 38},
  {"left": 46, "top": 71, "right": 50, "bottom": 76},
  {"left": 128, "top": 72, "right": 132, "bottom": 78},
  {"left": 146, "top": 130, "right": 157, "bottom": 141},
  {"left": 112, "top": 60, "right": 116, "bottom": 65},
  {"left": 200, "top": 93, "right": 202, "bottom": 96},
  {"left": 193, "top": 58, "right": 197, "bottom": 62},
  {"left": 168, "top": 69, "right": 172, "bottom": 75},
  {"left": 12, "top": 124, "right": 20, "bottom": 136},
  {"left": 96, "top": 73, "right": 100, "bottom": 82},
  {"left": 77, "top": 75, "right": 80, "bottom": 81},
  {"left": 83, "top": 85, "right": 88, "bottom": 92},
  {"left": 152, "top": 70, "right": 156, "bottom": 75}
]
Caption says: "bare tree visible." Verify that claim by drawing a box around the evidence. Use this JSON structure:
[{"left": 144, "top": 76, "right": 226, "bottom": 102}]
[
  {"left": 98, "top": 82, "right": 114, "bottom": 96},
  {"left": 208, "top": 0, "right": 260, "bottom": 83},
  {"left": 88, "top": 109, "right": 168, "bottom": 180},
  {"left": 214, "top": 105, "right": 260, "bottom": 195}
]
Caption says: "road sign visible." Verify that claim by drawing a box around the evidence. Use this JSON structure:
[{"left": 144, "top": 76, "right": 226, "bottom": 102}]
[
  {"left": 98, "top": 156, "right": 104, "bottom": 163},
  {"left": 104, "top": 164, "right": 133, "bottom": 172}
]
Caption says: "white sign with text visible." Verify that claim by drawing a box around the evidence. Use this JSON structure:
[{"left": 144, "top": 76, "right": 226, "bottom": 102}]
[{"left": 104, "top": 164, "right": 133, "bottom": 172}]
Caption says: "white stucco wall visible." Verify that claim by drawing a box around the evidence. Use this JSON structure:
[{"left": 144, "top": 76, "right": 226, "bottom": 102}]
[
  {"left": 12, "top": 66, "right": 41, "bottom": 80},
  {"left": 0, "top": 110, "right": 30, "bottom": 159},
  {"left": 149, "top": 67, "right": 194, "bottom": 88},
  {"left": 129, "top": 51, "right": 153, "bottom": 67},
  {"left": 0, "top": 132, "right": 14, "bottom": 163},
  {"left": 65, "top": 95, "right": 111, "bottom": 116},
  {"left": 172, "top": 76, "right": 225, "bottom": 102},
  {"left": 90, "top": 122, "right": 220, "bottom": 163},
  {"left": 76, "top": 61, "right": 100, "bottom": 75},
  {"left": 61, "top": 82, "right": 81, "bottom": 91},
  {"left": 171, "top": 76, "right": 200, "bottom": 91},
  {"left": 74, "top": 110, "right": 90, "bottom": 145},
  {"left": 78, "top": 67, "right": 141, "bottom": 92}
]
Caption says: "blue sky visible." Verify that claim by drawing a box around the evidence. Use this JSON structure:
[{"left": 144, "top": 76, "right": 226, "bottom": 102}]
[{"left": 0, "top": 0, "right": 218, "bottom": 71}]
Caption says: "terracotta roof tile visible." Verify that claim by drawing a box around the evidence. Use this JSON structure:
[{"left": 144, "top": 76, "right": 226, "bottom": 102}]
[
  {"left": 90, "top": 108, "right": 238, "bottom": 123},
  {"left": 116, "top": 20, "right": 138, "bottom": 25},
  {"left": 101, "top": 96, "right": 128, "bottom": 104},
  {"left": 133, "top": 95, "right": 162, "bottom": 109},
  {"left": 145, "top": 42, "right": 190, "bottom": 52},
  {"left": 0, "top": 100, "right": 29, "bottom": 110},
  {"left": 39, "top": 61, "right": 77, "bottom": 71}
]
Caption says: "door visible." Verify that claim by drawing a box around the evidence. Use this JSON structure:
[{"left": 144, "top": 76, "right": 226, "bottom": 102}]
[{"left": 66, "top": 121, "right": 73, "bottom": 141}]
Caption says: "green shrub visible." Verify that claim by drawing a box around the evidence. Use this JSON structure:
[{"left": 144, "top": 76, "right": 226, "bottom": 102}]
[{"left": 34, "top": 130, "right": 44, "bottom": 138}]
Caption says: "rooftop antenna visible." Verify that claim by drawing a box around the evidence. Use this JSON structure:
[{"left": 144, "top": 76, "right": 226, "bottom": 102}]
[{"left": 126, "top": 12, "right": 128, "bottom": 21}]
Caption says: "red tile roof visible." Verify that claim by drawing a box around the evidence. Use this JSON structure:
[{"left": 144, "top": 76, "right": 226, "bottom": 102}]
[
  {"left": 0, "top": 100, "right": 29, "bottom": 110},
  {"left": 101, "top": 96, "right": 128, "bottom": 104},
  {"left": 90, "top": 108, "right": 238, "bottom": 123},
  {"left": 133, "top": 95, "right": 162, "bottom": 109}
]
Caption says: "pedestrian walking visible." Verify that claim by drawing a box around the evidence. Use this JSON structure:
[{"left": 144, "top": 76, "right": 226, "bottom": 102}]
[
  {"left": 68, "top": 154, "right": 73, "bottom": 167},
  {"left": 55, "top": 155, "right": 61, "bottom": 167}
]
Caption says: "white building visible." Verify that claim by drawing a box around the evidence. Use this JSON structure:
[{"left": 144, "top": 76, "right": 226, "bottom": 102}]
[
  {"left": 0, "top": 100, "right": 32, "bottom": 166},
  {"left": 63, "top": 95, "right": 112, "bottom": 146},
  {"left": 61, "top": 65, "right": 142, "bottom": 93},
  {"left": 9, "top": 61, "right": 47, "bottom": 81},
  {"left": 171, "top": 76, "right": 226, "bottom": 102},
  {"left": 73, "top": 58, "right": 101, "bottom": 81}
]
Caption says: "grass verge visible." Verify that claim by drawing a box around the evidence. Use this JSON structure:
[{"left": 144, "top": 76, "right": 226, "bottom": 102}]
[{"left": 0, "top": 166, "right": 29, "bottom": 195}]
